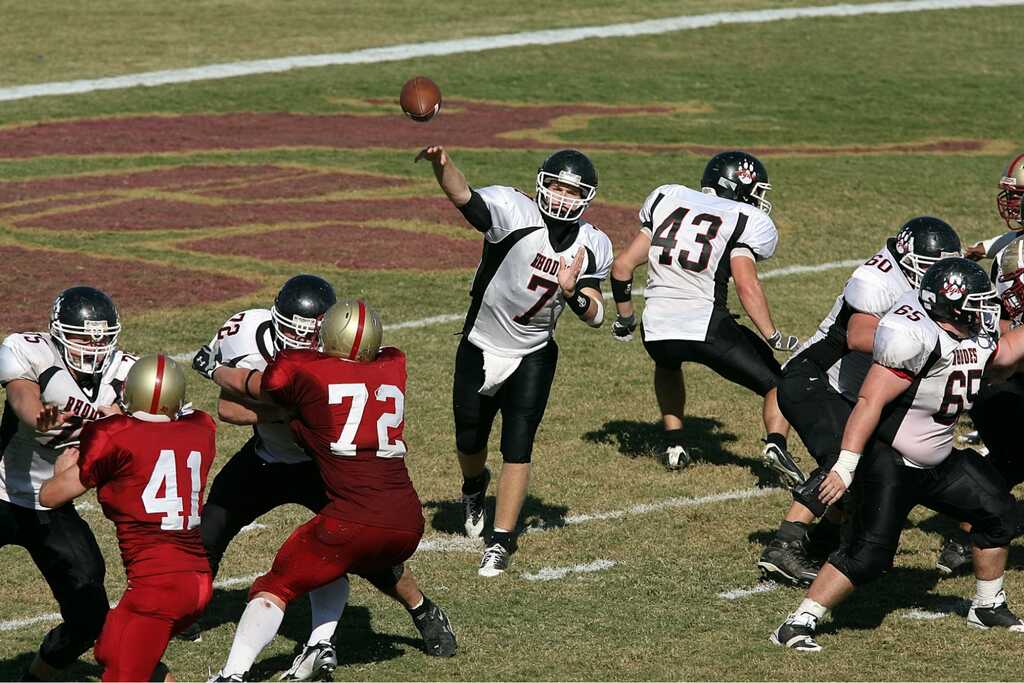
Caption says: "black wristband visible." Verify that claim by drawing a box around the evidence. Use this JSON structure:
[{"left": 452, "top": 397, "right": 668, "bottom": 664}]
[
  {"left": 610, "top": 276, "right": 632, "bottom": 304},
  {"left": 244, "top": 368, "right": 260, "bottom": 400},
  {"left": 566, "top": 290, "right": 592, "bottom": 316}
]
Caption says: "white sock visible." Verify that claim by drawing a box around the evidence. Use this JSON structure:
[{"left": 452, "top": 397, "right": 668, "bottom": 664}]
[
  {"left": 222, "top": 597, "right": 285, "bottom": 676},
  {"left": 493, "top": 527, "right": 510, "bottom": 534},
  {"left": 307, "top": 577, "right": 349, "bottom": 646},
  {"left": 795, "top": 598, "right": 829, "bottom": 621},
  {"left": 974, "top": 575, "right": 1005, "bottom": 606}
]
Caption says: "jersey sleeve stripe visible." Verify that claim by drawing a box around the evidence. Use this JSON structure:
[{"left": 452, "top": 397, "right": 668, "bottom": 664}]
[
  {"left": 348, "top": 300, "right": 366, "bottom": 360},
  {"left": 149, "top": 354, "right": 166, "bottom": 414}
]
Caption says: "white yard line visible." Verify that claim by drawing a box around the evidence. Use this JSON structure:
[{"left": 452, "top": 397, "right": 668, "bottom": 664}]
[
  {"left": 0, "top": 0, "right": 1019, "bottom": 102},
  {"left": 718, "top": 581, "right": 780, "bottom": 600},
  {"left": 522, "top": 559, "right": 616, "bottom": 582}
]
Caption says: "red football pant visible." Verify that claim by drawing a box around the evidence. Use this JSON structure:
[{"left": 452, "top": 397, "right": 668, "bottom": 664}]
[
  {"left": 94, "top": 571, "right": 213, "bottom": 682},
  {"left": 251, "top": 515, "right": 422, "bottom": 605}
]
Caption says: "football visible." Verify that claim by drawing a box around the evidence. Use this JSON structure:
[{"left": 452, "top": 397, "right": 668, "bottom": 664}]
[{"left": 399, "top": 76, "right": 442, "bottom": 122}]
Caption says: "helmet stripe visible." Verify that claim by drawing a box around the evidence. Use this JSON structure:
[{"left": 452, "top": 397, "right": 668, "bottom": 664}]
[
  {"left": 150, "top": 354, "right": 165, "bottom": 414},
  {"left": 348, "top": 301, "right": 366, "bottom": 360}
]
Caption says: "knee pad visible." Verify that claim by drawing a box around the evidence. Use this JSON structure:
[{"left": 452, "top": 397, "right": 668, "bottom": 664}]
[
  {"left": 501, "top": 449, "right": 532, "bottom": 464},
  {"left": 792, "top": 467, "right": 828, "bottom": 518},
  {"left": 971, "top": 497, "right": 1020, "bottom": 548},
  {"left": 456, "top": 428, "right": 487, "bottom": 457},
  {"left": 361, "top": 563, "right": 404, "bottom": 593},
  {"left": 39, "top": 586, "right": 109, "bottom": 668},
  {"left": 829, "top": 542, "right": 894, "bottom": 587}
]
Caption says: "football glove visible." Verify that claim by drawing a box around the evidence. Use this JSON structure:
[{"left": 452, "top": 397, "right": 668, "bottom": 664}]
[
  {"left": 192, "top": 342, "right": 222, "bottom": 381},
  {"left": 766, "top": 329, "right": 799, "bottom": 352},
  {"left": 612, "top": 314, "right": 637, "bottom": 342}
]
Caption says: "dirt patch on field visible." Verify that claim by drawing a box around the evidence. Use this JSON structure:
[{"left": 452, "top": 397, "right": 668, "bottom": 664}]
[
  {"left": 196, "top": 171, "right": 410, "bottom": 200},
  {"left": 0, "top": 102, "right": 673, "bottom": 158},
  {"left": 181, "top": 222, "right": 486, "bottom": 271},
  {"left": 0, "top": 165, "right": 303, "bottom": 203},
  {"left": 0, "top": 194, "right": 118, "bottom": 218},
  {"left": 0, "top": 245, "right": 260, "bottom": 334}
]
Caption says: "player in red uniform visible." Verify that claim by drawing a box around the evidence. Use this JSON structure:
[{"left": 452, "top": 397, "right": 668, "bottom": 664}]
[
  {"left": 212, "top": 300, "right": 428, "bottom": 681},
  {"left": 39, "top": 354, "right": 216, "bottom": 682}
]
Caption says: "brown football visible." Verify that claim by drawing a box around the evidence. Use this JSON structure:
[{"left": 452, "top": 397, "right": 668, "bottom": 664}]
[{"left": 399, "top": 76, "right": 442, "bottom": 122}]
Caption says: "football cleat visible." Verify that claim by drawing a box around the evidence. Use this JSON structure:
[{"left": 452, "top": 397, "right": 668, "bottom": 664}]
[
  {"left": 279, "top": 641, "right": 338, "bottom": 681},
  {"left": 462, "top": 468, "right": 491, "bottom": 539},
  {"left": 968, "top": 591, "right": 1024, "bottom": 631},
  {"left": 762, "top": 442, "right": 807, "bottom": 488},
  {"left": 936, "top": 537, "right": 972, "bottom": 577},
  {"left": 661, "top": 445, "right": 691, "bottom": 471},
  {"left": 478, "top": 543, "right": 511, "bottom": 577},
  {"left": 209, "top": 672, "right": 245, "bottom": 682},
  {"left": 770, "top": 613, "right": 822, "bottom": 651},
  {"left": 758, "top": 538, "right": 819, "bottom": 587},
  {"left": 413, "top": 602, "right": 458, "bottom": 657}
]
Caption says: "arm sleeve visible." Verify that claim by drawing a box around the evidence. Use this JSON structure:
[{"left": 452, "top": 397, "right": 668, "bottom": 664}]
[
  {"left": 77, "top": 423, "right": 122, "bottom": 489},
  {"left": 476, "top": 185, "right": 538, "bottom": 243},
  {"left": 458, "top": 188, "right": 493, "bottom": 233},
  {"left": 873, "top": 318, "right": 931, "bottom": 375},
  {"left": 734, "top": 212, "right": 778, "bottom": 261},
  {"left": 843, "top": 273, "right": 897, "bottom": 317},
  {"left": 582, "top": 232, "right": 614, "bottom": 283},
  {"left": 0, "top": 336, "right": 36, "bottom": 386},
  {"left": 638, "top": 186, "right": 669, "bottom": 235},
  {"left": 261, "top": 355, "right": 298, "bottom": 406}
]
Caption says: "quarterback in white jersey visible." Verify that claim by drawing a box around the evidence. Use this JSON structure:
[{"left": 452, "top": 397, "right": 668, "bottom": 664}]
[
  {"left": 772, "top": 258, "right": 1024, "bottom": 653},
  {"left": 192, "top": 275, "right": 457, "bottom": 664},
  {"left": 760, "top": 217, "right": 963, "bottom": 587},
  {"left": 611, "top": 150, "right": 802, "bottom": 487},
  {"left": 0, "top": 286, "right": 129, "bottom": 680},
  {"left": 417, "top": 145, "right": 610, "bottom": 577}
]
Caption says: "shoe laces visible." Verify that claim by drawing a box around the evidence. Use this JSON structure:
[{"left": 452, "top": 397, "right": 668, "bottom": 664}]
[
  {"left": 482, "top": 543, "right": 508, "bottom": 565},
  {"left": 787, "top": 611, "right": 818, "bottom": 630}
]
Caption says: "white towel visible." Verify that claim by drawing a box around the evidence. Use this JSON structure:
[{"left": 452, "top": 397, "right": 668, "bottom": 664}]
[{"left": 479, "top": 351, "right": 522, "bottom": 396}]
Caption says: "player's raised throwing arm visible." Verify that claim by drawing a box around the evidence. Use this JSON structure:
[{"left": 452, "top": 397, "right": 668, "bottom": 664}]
[{"left": 415, "top": 145, "right": 472, "bottom": 209}]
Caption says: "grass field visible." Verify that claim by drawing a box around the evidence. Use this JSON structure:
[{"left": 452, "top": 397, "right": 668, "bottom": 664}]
[{"left": 1, "top": 1, "right": 1023, "bottom": 680}]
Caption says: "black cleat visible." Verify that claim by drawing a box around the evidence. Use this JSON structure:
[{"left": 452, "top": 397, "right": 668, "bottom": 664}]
[
  {"left": 936, "top": 537, "right": 972, "bottom": 577},
  {"left": 968, "top": 591, "right": 1024, "bottom": 631},
  {"left": 762, "top": 441, "right": 806, "bottom": 488},
  {"left": 770, "top": 614, "right": 823, "bottom": 651},
  {"left": 758, "top": 538, "right": 819, "bottom": 587},
  {"left": 413, "top": 602, "right": 457, "bottom": 657},
  {"left": 176, "top": 621, "right": 202, "bottom": 642}
]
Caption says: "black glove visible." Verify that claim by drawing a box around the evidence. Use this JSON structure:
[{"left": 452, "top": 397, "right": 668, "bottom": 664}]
[
  {"left": 612, "top": 314, "right": 637, "bottom": 342},
  {"left": 192, "top": 343, "right": 222, "bottom": 381},
  {"left": 767, "top": 329, "right": 799, "bottom": 352}
]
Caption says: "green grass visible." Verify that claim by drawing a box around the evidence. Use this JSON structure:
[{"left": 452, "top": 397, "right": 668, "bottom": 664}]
[{"left": 1, "top": 2, "right": 1023, "bottom": 681}]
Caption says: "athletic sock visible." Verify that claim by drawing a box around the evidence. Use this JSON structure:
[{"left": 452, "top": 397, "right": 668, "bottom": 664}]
[
  {"left": 974, "top": 575, "right": 1005, "bottom": 606},
  {"left": 307, "top": 577, "right": 349, "bottom": 646},
  {"left": 462, "top": 471, "right": 489, "bottom": 495},
  {"left": 664, "top": 429, "right": 685, "bottom": 449},
  {"left": 222, "top": 597, "right": 285, "bottom": 676},
  {"left": 408, "top": 596, "right": 432, "bottom": 618},
  {"left": 765, "top": 432, "right": 788, "bottom": 452},
  {"left": 776, "top": 520, "right": 809, "bottom": 543},
  {"left": 795, "top": 597, "right": 829, "bottom": 621},
  {"left": 490, "top": 528, "right": 518, "bottom": 553}
]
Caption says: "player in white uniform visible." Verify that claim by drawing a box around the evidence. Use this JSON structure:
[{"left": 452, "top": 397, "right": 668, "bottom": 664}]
[
  {"left": 416, "top": 145, "right": 612, "bottom": 576},
  {"left": 610, "top": 151, "right": 802, "bottom": 483},
  {"left": 0, "top": 286, "right": 134, "bottom": 681},
  {"left": 771, "top": 258, "right": 1024, "bottom": 652},
  {"left": 192, "top": 276, "right": 455, "bottom": 676},
  {"left": 759, "top": 218, "right": 962, "bottom": 586}
]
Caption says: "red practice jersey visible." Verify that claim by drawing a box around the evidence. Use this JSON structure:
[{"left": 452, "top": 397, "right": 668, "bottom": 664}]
[
  {"left": 78, "top": 411, "right": 216, "bottom": 581},
  {"left": 262, "top": 347, "right": 424, "bottom": 533}
]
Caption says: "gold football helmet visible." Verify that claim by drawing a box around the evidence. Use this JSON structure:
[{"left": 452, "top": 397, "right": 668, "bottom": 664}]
[
  {"left": 998, "top": 153, "right": 1024, "bottom": 229},
  {"left": 121, "top": 354, "right": 187, "bottom": 418},
  {"left": 320, "top": 300, "right": 383, "bottom": 362}
]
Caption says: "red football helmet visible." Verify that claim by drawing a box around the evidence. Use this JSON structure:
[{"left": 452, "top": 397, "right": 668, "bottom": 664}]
[{"left": 997, "top": 153, "right": 1024, "bottom": 229}]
